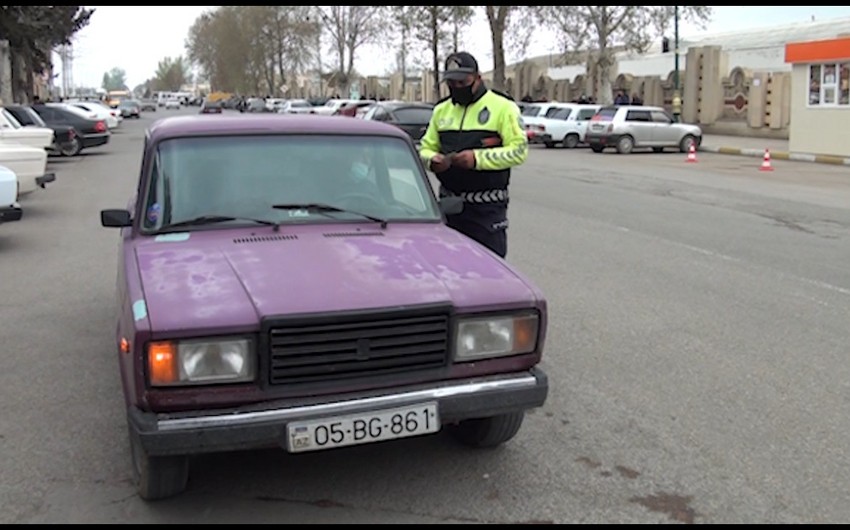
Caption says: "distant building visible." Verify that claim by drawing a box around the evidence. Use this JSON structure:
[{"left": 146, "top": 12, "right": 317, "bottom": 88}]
[{"left": 492, "top": 16, "right": 850, "bottom": 83}]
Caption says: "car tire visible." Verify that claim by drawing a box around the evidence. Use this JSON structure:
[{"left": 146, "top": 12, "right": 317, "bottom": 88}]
[
  {"left": 679, "top": 135, "right": 697, "bottom": 153},
  {"left": 129, "top": 425, "right": 189, "bottom": 501},
  {"left": 448, "top": 411, "right": 525, "bottom": 448},
  {"left": 590, "top": 144, "right": 604, "bottom": 153},
  {"left": 563, "top": 134, "right": 580, "bottom": 149},
  {"left": 60, "top": 137, "right": 82, "bottom": 157},
  {"left": 616, "top": 135, "right": 634, "bottom": 154}
]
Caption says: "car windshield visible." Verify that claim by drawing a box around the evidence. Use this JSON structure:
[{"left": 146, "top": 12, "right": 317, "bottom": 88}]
[{"left": 141, "top": 134, "right": 441, "bottom": 233}]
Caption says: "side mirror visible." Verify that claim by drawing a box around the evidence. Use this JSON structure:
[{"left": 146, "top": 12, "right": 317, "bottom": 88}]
[
  {"left": 439, "top": 196, "right": 464, "bottom": 216},
  {"left": 101, "top": 209, "right": 132, "bottom": 228}
]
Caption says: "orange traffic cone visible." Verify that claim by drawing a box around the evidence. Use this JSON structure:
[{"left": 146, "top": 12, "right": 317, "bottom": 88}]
[
  {"left": 760, "top": 149, "right": 774, "bottom": 171},
  {"left": 686, "top": 144, "right": 697, "bottom": 163}
]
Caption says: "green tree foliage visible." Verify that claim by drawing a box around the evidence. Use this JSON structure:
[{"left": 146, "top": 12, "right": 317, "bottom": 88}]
[
  {"left": 101, "top": 67, "right": 127, "bottom": 91},
  {"left": 0, "top": 6, "right": 94, "bottom": 102},
  {"left": 152, "top": 56, "right": 189, "bottom": 92}
]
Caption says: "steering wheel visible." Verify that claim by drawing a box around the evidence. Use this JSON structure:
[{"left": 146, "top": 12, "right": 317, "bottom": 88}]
[{"left": 335, "top": 192, "right": 385, "bottom": 211}]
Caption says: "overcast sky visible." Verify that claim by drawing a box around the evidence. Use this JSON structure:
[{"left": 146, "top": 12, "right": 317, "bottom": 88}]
[{"left": 57, "top": 6, "right": 850, "bottom": 90}]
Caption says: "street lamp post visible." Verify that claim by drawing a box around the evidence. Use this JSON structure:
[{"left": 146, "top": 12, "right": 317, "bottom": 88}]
[{"left": 672, "top": 6, "right": 682, "bottom": 122}]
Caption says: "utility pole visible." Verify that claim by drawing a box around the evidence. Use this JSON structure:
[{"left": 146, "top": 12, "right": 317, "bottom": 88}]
[{"left": 672, "top": 6, "right": 682, "bottom": 122}]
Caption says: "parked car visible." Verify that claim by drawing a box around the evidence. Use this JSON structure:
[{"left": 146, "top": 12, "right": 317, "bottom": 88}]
[
  {"left": 164, "top": 99, "right": 181, "bottom": 110},
  {"left": 535, "top": 104, "right": 601, "bottom": 148},
  {"left": 199, "top": 99, "right": 223, "bottom": 114},
  {"left": 313, "top": 98, "right": 358, "bottom": 116},
  {"left": 521, "top": 102, "right": 572, "bottom": 144},
  {"left": 0, "top": 165, "right": 22, "bottom": 224},
  {"left": 99, "top": 114, "right": 549, "bottom": 500},
  {"left": 361, "top": 101, "right": 434, "bottom": 145},
  {"left": 64, "top": 100, "right": 121, "bottom": 129},
  {"left": 336, "top": 100, "right": 376, "bottom": 118},
  {"left": 31, "top": 103, "right": 110, "bottom": 154},
  {"left": 4, "top": 104, "right": 79, "bottom": 157},
  {"left": 0, "top": 106, "right": 55, "bottom": 150},
  {"left": 585, "top": 105, "right": 703, "bottom": 154},
  {"left": 276, "top": 99, "right": 316, "bottom": 114},
  {"left": 119, "top": 100, "right": 142, "bottom": 119},
  {"left": 0, "top": 142, "right": 54, "bottom": 196},
  {"left": 244, "top": 98, "right": 267, "bottom": 113}
]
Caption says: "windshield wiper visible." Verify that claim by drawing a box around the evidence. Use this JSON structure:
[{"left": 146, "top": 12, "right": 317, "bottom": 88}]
[
  {"left": 272, "top": 203, "right": 388, "bottom": 229},
  {"left": 158, "top": 214, "right": 281, "bottom": 233}
]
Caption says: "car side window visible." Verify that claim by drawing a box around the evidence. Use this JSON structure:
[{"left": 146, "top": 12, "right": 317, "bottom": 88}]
[
  {"left": 550, "top": 108, "right": 571, "bottom": 120},
  {"left": 650, "top": 110, "right": 673, "bottom": 124},
  {"left": 39, "top": 107, "right": 59, "bottom": 122},
  {"left": 625, "top": 110, "right": 652, "bottom": 122},
  {"left": 576, "top": 108, "right": 597, "bottom": 121}
]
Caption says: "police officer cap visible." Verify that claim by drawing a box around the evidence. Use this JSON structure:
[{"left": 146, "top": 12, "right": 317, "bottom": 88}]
[{"left": 443, "top": 52, "right": 479, "bottom": 81}]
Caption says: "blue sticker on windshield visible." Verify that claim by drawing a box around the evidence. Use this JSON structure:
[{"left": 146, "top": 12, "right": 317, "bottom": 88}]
[{"left": 147, "top": 203, "right": 160, "bottom": 223}]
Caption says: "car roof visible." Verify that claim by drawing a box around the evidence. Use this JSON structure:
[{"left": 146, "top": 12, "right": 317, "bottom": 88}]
[
  {"left": 146, "top": 114, "right": 413, "bottom": 143},
  {"left": 602, "top": 105, "right": 664, "bottom": 112}
]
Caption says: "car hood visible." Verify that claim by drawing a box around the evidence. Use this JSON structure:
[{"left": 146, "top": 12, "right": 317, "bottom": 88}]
[{"left": 134, "top": 223, "right": 541, "bottom": 333}]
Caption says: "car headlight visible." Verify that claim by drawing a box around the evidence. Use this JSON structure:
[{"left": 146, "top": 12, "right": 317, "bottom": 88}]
[
  {"left": 147, "top": 337, "right": 255, "bottom": 387},
  {"left": 454, "top": 312, "right": 539, "bottom": 362}
]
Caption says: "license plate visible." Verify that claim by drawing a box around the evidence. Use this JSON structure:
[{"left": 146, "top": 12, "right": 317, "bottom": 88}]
[{"left": 286, "top": 402, "right": 440, "bottom": 453}]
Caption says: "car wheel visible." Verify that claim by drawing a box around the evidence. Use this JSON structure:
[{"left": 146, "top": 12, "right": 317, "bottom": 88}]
[
  {"left": 448, "top": 412, "right": 525, "bottom": 448},
  {"left": 590, "top": 144, "right": 604, "bottom": 153},
  {"left": 60, "top": 137, "right": 82, "bottom": 157},
  {"left": 129, "top": 425, "right": 189, "bottom": 501},
  {"left": 563, "top": 133, "right": 580, "bottom": 149},
  {"left": 679, "top": 135, "right": 697, "bottom": 153},
  {"left": 616, "top": 135, "right": 634, "bottom": 154}
]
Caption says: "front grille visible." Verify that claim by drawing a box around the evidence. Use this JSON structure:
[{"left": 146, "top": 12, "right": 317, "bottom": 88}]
[{"left": 267, "top": 312, "right": 450, "bottom": 385}]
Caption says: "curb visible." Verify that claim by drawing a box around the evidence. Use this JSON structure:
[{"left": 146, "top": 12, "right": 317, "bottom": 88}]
[{"left": 699, "top": 145, "right": 850, "bottom": 166}]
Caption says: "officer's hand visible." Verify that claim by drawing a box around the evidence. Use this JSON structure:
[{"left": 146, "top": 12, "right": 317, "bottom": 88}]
[
  {"left": 451, "top": 150, "right": 476, "bottom": 170},
  {"left": 430, "top": 153, "right": 451, "bottom": 173}
]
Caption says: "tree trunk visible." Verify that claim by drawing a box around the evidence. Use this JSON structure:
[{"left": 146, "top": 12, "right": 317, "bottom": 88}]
[
  {"left": 487, "top": 7, "right": 507, "bottom": 92},
  {"left": 400, "top": 25, "right": 407, "bottom": 95},
  {"left": 431, "top": 11, "right": 440, "bottom": 102}
]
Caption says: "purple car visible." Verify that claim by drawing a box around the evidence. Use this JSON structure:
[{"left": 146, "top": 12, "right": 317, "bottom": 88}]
[{"left": 100, "top": 114, "right": 549, "bottom": 500}]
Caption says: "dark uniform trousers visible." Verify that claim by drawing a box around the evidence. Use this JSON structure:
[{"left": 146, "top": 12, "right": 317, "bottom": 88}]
[{"left": 441, "top": 192, "right": 509, "bottom": 258}]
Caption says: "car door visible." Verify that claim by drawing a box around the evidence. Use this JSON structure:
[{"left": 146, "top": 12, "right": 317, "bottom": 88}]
[
  {"left": 543, "top": 106, "right": 573, "bottom": 141},
  {"left": 649, "top": 109, "right": 678, "bottom": 145},
  {"left": 573, "top": 107, "right": 599, "bottom": 141},
  {"left": 623, "top": 109, "right": 654, "bottom": 146}
]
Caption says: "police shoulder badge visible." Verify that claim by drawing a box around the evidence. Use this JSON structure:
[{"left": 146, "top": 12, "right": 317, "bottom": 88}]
[{"left": 478, "top": 107, "right": 490, "bottom": 125}]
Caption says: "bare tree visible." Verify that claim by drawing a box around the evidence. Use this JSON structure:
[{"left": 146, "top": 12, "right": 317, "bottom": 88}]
[
  {"left": 534, "top": 6, "right": 711, "bottom": 105},
  {"left": 410, "top": 6, "right": 474, "bottom": 102},
  {"left": 186, "top": 6, "right": 317, "bottom": 95},
  {"left": 484, "top": 6, "right": 536, "bottom": 93},
  {"left": 313, "top": 6, "right": 387, "bottom": 96}
]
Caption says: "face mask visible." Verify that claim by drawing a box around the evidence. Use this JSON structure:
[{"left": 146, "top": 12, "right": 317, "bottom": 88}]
[
  {"left": 449, "top": 84, "right": 475, "bottom": 106},
  {"left": 351, "top": 162, "right": 370, "bottom": 180}
]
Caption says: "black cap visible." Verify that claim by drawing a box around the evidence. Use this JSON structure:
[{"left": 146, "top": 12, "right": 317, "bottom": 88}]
[{"left": 443, "top": 52, "right": 479, "bottom": 81}]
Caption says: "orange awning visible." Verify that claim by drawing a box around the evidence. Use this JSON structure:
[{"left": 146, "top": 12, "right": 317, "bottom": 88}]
[{"left": 785, "top": 37, "right": 850, "bottom": 64}]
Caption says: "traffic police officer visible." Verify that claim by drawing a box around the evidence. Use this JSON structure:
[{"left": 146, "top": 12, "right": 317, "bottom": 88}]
[{"left": 419, "top": 51, "right": 528, "bottom": 259}]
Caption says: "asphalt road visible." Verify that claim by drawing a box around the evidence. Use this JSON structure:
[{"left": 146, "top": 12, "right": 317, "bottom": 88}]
[{"left": 1, "top": 106, "right": 849, "bottom": 523}]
